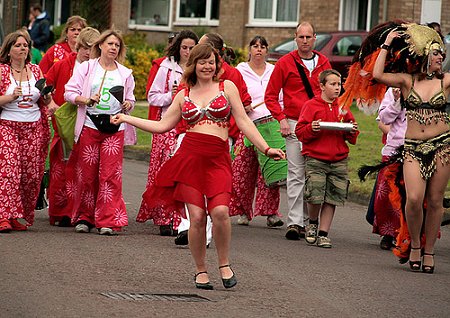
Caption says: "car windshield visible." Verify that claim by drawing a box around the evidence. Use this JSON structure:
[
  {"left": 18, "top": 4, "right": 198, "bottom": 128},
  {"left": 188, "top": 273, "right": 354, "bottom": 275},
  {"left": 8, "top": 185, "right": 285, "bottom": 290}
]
[
  {"left": 271, "top": 33, "right": 332, "bottom": 54},
  {"left": 314, "top": 33, "right": 331, "bottom": 51}
]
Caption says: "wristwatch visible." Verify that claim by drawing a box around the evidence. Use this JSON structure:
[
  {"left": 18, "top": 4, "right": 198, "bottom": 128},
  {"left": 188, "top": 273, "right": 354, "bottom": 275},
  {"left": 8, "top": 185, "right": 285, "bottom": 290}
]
[{"left": 380, "top": 43, "right": 391, "bottom": 50}]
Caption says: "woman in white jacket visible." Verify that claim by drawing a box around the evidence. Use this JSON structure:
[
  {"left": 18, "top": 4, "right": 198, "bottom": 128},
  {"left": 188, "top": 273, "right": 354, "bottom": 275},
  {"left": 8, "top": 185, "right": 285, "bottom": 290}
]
[
  {"left": 136, "top": 30, "right": 198, "bottom": 235},
  {"left": 230, "top": 35, "right": 286, "bottom": 227}
]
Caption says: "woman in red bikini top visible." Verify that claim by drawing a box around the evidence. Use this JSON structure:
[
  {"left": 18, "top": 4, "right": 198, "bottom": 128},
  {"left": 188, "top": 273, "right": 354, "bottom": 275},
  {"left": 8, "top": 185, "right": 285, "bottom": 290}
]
[
  {"left": 111, "top": 43, "right": 285, "bottom": 290},
  {"left": 182, "top": 80, "right": 231, "bottom": 128}
]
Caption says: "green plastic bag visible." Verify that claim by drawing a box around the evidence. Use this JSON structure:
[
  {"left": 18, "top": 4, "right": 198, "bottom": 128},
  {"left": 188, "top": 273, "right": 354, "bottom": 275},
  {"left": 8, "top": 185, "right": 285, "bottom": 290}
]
[{"left": 54, "top": 102, "right": 77, "bottom": 153}]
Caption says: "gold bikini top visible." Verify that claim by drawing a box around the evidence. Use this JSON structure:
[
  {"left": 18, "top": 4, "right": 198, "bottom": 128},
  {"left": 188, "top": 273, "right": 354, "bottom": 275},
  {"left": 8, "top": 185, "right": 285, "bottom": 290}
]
[{"left": 402, "top": 76, "right": 449, "bottom": 125}]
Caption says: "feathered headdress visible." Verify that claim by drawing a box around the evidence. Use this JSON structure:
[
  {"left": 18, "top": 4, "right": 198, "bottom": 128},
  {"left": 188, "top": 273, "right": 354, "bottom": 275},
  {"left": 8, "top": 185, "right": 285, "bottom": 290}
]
[{"left": 339, "top": 21, "right": 445, "bottom": 115}]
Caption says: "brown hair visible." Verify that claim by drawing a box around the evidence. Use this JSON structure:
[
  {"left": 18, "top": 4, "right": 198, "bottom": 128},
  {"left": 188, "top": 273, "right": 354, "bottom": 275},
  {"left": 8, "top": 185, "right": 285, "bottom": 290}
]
[
  {"left": 91, "top": 29, "right": 126, "bottom": 63},
  {"left": 75, "top": 27, "right": 100, "bottom": 51},
  {"left": 165, "top": 29, "right": 198, "bottom": 62},
  {"left": 202, "top": 33, "right": 236, "bottom": 64},
  {"left": 0, "top": 30, "right": 32, "bottom": 64},
  {"left": 56, "top": 15, "right": 88, "bottom": 44},
  {"left": 182, "top": 43, "right": 221, "bottom": 87},
  {"left": 319, "top": 69, "right": 341, "bottom": 85}
]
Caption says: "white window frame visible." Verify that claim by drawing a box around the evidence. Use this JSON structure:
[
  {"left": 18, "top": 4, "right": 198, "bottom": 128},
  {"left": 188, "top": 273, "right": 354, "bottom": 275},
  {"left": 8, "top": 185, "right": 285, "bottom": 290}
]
[
  {"left": 173, "top": 0, "right": 219, "bottom": 27},
  {"left": 247, "top": 0, "right": 299, "bottom": 28},
  {"left": 338, "top": 0, "right": 373, "bottom": 31},
  {"left": 128, "top": 0, "right": 173, "bottom": 31}
]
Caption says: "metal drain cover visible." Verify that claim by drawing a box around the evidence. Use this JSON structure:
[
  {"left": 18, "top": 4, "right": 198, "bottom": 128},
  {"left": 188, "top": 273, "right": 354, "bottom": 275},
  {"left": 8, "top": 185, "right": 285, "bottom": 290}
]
[{"left": 100, "top": 292, "right": 211, "bottom": 302}]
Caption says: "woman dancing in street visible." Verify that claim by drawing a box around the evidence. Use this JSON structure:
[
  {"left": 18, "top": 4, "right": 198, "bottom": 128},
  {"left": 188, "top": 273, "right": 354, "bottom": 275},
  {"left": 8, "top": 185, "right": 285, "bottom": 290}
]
[{"left": 111, "top": 44, "right": 285, "bottom": 289}]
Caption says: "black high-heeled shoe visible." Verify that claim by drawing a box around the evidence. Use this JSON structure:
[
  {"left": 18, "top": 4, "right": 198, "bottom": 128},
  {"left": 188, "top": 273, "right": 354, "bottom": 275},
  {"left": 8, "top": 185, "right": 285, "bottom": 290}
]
[
  {"left": 194, "top": 271, "right": 214, "bottom": 290},
  {"left": 409, "top": 247, "right": 422, "bottom": 271},
  {"left": 219, "top": 264, "right": 237, "bottom": 289},
  {"left": 422, "top": 253, "right": 435, "bottom": 274}
]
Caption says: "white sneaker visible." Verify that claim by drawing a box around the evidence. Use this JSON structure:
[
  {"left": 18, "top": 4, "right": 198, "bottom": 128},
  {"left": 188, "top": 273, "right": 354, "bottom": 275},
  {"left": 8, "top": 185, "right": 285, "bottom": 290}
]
[
  {"left": 75, "top": 224, "right": 90, "bottom": 233},
  {"left": 237, "top": 215, "right": 249, "bottom": 226},
  {"left": 98, "top": 227, "right": 116, "bottom": 235}
]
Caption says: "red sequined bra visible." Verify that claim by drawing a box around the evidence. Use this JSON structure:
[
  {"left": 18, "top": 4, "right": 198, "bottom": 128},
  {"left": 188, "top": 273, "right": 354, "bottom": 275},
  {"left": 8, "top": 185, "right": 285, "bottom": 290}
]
[{"left": 182, "top": 81, "right": 231, "bottom": 128}]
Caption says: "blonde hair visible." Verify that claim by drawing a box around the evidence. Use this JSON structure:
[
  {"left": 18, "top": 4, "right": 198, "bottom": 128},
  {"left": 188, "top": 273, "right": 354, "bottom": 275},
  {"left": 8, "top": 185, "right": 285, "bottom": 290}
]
[
  {"left": 91, "top": 29, "right": 126, "bottom": 63},
  {"left": 75, "top": 27, "right": 100, "bottom": 51}
]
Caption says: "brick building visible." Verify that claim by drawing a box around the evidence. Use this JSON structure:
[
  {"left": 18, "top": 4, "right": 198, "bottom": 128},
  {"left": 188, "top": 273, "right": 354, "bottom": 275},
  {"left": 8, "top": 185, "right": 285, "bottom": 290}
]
[{"left": 1, "top": 0, "right": 449, "bottom": 48}]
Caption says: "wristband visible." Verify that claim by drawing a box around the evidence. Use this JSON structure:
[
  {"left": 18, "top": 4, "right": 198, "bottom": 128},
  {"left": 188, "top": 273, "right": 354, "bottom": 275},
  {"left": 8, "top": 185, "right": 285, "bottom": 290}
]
[
  {"left": 264, "top": 147, "right": 271, "bottom": 156},
  {"left": 380, "top": 43, "right": 391, "bottom": 50}
]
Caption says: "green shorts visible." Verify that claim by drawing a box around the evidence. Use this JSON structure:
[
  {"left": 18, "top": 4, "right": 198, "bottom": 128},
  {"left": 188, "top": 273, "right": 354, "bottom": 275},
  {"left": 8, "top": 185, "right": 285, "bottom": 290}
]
[{"left": 304, "top": 157, "right": 349, "bottom": 206}]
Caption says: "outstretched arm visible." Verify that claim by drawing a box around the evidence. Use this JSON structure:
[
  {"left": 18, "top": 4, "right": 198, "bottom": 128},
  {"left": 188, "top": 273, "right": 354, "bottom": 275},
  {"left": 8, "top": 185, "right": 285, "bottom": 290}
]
[
  {"left": 226, "top": 80, "right": 285, "bottom": 160},
  {"left": 111, "top": 90, "right": 183, "bottom": 134}
]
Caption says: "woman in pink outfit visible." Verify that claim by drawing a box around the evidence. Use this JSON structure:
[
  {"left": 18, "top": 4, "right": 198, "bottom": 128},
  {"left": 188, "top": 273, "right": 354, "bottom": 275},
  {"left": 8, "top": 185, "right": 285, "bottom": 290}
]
[{"left": 64, "top": 30, "right": 135, "bottom": 235}]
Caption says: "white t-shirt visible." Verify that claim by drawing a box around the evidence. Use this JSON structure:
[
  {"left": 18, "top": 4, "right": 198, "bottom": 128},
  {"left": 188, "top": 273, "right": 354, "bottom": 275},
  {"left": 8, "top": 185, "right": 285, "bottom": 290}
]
[
  {"left": 302, "top": 53, "right": 319, "bottom": 76},
  {"left": 85, "top": 67, "right": 124, "bottom": 131},
  {"left": 1, "top": 72, "right": 41, "bottom": 122}
]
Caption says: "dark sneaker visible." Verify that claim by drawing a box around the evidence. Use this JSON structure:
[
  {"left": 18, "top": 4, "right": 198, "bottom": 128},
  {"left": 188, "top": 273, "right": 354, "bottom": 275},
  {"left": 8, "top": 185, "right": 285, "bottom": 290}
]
[
  {"left": 305, "top": 224, "right": 318, "bottom": 244},
  {"left": 174, "top": 230, "right": 189, "bottom": 245},
  {"left": 267, "top": 215, "right": 284, "bottom": 227},
  {"left": 285, "top": 225, "right": 301, "bottom": 240},
  {"left": 379, "top": 235, "right": 394, "bottom": 250}
]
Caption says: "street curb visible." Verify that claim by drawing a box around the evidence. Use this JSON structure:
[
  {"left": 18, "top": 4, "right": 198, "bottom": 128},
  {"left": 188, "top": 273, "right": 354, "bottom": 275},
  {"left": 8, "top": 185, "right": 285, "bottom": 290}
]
[{"left": 124, "top": 147, "right": 450, "bottom": 223}]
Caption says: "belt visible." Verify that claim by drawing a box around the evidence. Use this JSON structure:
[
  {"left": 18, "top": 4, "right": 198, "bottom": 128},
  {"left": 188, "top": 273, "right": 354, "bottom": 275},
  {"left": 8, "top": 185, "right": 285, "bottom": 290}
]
[{"left": 254, "top": 115, "right": 274, "bottom": 126}]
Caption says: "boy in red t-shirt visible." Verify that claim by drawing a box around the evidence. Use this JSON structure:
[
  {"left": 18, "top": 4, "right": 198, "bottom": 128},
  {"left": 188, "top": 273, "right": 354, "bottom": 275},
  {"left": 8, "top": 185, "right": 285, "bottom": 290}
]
[{"left": 295, "top": 69, "right": 359, "bottom": 248}]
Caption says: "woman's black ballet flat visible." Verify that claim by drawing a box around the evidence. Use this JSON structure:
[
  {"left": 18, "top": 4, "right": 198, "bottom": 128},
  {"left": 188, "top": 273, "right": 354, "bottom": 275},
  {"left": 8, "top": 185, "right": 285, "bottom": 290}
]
[
  {"left": 408, "top": 247, "right": 422, "bottom": 272},
  {"left": 194, "top": 271, "right": 214, "bottom": 290},
  {"left": 422, "top": 253, "right": 435, "bottom": 274},
  {"left": 219, "top": 264, "right": 237, "bottom": 289}
]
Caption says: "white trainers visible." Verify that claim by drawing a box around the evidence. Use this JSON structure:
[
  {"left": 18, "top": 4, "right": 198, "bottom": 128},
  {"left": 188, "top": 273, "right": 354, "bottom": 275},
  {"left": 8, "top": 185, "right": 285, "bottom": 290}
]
[
  {"left": 98, "top": 227, "right": 116, "bottom": 235},
  {"left": 305, "top": 224, "right": 318, "bottom": 244},
  {"left": 317, "top": 236, "right": 332, "bottom": 248},
  {"left": 237, "top": 215, "right": 249, "bottom": 226},
  {"left": 75, "top": 223, "right": 90, "bottom": 233}
]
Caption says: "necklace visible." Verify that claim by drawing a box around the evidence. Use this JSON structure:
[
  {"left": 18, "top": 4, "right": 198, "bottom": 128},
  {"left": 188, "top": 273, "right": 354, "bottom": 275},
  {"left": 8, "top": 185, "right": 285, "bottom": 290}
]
[
  {"left": 11, "top": 65, "right": 32, "bottom": 106},
  {"left": 426, "top": 72, "right": 435, "bottom": 80}
]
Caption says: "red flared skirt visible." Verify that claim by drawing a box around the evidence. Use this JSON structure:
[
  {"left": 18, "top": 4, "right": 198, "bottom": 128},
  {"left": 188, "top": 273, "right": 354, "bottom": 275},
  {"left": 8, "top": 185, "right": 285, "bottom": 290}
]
[{"left": 143, "top": 132, "right": 232, "bottom": 217}]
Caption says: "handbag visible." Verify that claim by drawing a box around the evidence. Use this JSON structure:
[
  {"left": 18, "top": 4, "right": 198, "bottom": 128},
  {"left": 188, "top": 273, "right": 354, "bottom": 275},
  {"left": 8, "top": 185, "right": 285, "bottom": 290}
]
[
  {"left": 54, "top": 101, "right": 77, "bottom": 151},
  {"left": 86, "top": 112, "right": 120, "bottom": 134}
]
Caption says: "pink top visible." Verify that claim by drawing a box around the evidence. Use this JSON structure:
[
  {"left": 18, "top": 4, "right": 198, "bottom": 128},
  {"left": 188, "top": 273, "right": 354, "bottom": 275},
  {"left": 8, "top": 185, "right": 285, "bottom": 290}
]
[{"left": 64, "top": 58, "right": 135, "bottom": 142}]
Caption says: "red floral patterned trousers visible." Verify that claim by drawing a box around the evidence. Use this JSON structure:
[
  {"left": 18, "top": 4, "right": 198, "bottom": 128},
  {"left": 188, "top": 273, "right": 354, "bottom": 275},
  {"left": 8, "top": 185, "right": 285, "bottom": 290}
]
[
  {"left": 136, "top": 130, "right": 181, "bottom": 229},
  {"left": 66, "top": 127, "right": 127, "bottom": 230},
  {"left": 0, "top": 119, "right": 49, "bottom": 225},
  {"left": 229, "top": 132, "right": 281, "bottom": 220}
]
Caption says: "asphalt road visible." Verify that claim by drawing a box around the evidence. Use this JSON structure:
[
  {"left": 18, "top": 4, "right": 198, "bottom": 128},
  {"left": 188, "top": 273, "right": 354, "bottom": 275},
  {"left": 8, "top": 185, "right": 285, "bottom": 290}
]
[{"left": 1, "top": 158, "right": 449, "bottom": 318}]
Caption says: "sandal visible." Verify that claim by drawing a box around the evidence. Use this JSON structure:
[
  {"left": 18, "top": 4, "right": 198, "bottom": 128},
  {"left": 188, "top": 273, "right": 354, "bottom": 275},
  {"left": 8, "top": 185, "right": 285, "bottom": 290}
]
[
  {"left": 422, "top": 253, "right": 435, "bottom": 274},
  {"left": 10, "top": 219, "right": 27, "bottom": 231},
  {"left": 408, "top": 247, "right": 422, "bottom": 272},
  {"left": 0, "top": 218, "right": 12, "bottom": 233}
]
